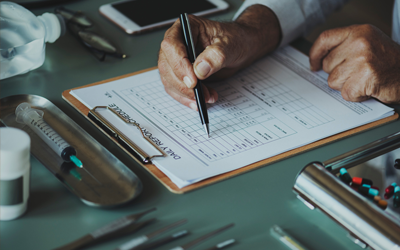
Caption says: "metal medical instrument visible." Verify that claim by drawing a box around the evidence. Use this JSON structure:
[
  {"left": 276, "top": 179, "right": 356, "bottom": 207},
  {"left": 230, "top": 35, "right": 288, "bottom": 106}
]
[
  {"left": 115, "top": 219, "right": 187, "bottom": 250},
  {"left": 169, "top": 223, "right": 234, "bottom": 250}
]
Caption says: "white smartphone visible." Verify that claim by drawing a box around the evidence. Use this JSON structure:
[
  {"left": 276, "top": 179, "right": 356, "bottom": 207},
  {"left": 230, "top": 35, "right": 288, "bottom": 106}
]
[{"left": 99, "top": 0, "right": 229, "bottom": 34}]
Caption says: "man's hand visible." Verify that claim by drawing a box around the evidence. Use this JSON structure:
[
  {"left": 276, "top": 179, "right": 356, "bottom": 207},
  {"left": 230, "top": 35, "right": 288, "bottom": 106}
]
[
  {"left": 158, "top": 5, "right": 281, "bottom": 110},
  {"left": 310, "top": 24, "right": 400, "bottom": 103}
]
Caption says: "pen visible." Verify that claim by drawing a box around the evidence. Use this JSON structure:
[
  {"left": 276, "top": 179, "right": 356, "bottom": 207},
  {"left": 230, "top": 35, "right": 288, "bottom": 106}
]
[{"left": 180, "top": 13, "right": 210, "bottom": 138}]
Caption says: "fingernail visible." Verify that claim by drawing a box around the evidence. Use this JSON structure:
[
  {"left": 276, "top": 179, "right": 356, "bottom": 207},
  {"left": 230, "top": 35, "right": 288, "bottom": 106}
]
[
  {"left": 189, "top": 102, "right": 198, "bottom": 111},
  {"left": 183, "top": 76, "right": 193, "bottom": 88},
  {"left": 208, "top": 95, "right": 215, "bottom": 103},
  {"left": 195, "top": 61, "right": 211, "bottom": 78}
]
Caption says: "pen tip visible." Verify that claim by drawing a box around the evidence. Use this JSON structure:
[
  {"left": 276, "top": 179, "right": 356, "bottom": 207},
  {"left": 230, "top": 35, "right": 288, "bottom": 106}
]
[{"left": 204, "top": 123, "right": 210, "bottom": 138}]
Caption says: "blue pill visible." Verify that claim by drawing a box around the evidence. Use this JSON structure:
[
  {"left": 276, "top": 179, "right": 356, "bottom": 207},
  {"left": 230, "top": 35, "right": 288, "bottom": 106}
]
[
  {"left": 340, "top": 168, "right": 348, "bottom": 175},
  {"left": 369, "top": 188, "right": 379, "bottom": 196}
]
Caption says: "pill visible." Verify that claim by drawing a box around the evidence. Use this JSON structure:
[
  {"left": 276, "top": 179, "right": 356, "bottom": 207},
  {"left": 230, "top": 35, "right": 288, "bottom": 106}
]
[
  {"left": 385, "top": 182, "right": 398, "bottom": 195},
  {"left": 359, "top": 186, "right": 379, "bottom": 197},
  {"left": 352, "top": 177, "right": 373, "bottom": 186},
  {"left": 395, "top": 186, "right": 400, "bottom": 194},
  {"left": 373, "top": 196, "right": 381, "bottom": 202},
  {"left": 377, "top": 200, "right": 388, "bottom": 210},
  {"left": 394, "top": 193, "right": 400, "bottom": 208},
  {"left": 364, "top": 185, "right": 379, "bottom": 191},
  {"left": 371, "top": 186, "right": 379, "bottom": 191},
  {"left": 384, "top": 193, "right": 393, "bottom": 199},
  {"left": 339, "top": 168, "right": 352, "bottom": 185}
]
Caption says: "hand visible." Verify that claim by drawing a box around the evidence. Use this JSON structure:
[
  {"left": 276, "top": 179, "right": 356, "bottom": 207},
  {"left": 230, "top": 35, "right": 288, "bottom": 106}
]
[
  {"left": 158, "top": 5, "right": 281, "bottom": 110},
  {"left": 309, "top": 24, "right": 400, "bottom": 103}
]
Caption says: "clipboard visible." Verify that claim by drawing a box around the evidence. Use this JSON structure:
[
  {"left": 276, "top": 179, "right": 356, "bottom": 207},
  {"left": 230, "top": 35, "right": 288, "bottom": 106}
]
[{"left": 62, "top": 67, "right": 399, "bottom": 194}]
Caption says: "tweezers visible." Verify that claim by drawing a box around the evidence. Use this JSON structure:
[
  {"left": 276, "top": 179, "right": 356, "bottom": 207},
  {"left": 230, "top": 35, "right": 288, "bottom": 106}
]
[
  {"left": 53, "top": 208, "right": 156, "bottom": 250},
  {"left": 169, "top": 223, "right": 234, "bottom": 250}
]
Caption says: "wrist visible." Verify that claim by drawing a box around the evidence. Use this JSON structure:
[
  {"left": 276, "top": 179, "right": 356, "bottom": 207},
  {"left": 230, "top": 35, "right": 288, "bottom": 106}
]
[{"left": 234, "top": 4, "right": 282, "bottom": 59}]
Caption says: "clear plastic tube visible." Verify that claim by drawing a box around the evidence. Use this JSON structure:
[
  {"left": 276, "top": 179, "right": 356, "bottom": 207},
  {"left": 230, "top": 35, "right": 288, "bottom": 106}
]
[{"left": 15, "top": 103, "right": 82, "bottom": 168}]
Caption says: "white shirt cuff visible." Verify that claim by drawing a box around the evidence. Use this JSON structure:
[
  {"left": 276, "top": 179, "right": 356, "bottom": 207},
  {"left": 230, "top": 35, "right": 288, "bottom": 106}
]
[{"left": 233, "top": 0, "right": 306, "bottom": 47}]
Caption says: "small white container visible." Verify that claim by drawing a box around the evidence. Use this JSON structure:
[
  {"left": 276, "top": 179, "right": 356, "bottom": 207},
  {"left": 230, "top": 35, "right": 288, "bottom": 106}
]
[{"left": 0, "top": 127, "right": 31, "bottom": 221}]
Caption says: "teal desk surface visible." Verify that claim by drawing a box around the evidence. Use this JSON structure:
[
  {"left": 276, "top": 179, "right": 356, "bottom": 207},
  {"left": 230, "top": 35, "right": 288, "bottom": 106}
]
[{"left": 1, "top": 0, "right": 400, "bottom": 249}]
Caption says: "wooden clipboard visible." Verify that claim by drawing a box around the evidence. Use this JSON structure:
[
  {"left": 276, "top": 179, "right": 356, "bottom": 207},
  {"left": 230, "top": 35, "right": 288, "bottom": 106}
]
[{"left": 62, "top": 67, "right": 399, "bottom": 194}]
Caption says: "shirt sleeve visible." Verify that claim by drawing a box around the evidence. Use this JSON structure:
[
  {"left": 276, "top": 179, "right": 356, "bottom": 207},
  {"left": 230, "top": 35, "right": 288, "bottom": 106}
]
[{"left": 233, "top": 0, "right": 349, "bottom": 47}]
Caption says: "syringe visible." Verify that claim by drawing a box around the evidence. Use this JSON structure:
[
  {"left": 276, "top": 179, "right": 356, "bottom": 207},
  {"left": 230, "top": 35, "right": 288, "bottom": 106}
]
[{"left": 15, "top": 103, "right": 83, "bottom": 169}]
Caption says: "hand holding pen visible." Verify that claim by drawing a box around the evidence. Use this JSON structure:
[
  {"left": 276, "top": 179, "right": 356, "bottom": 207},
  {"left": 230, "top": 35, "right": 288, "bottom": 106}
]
[
  {"left": 158, "top": 15, "right": 219, "bottom": 111},
  {"left": 158, "top": 8, "right": 281, "bottom": 113}
]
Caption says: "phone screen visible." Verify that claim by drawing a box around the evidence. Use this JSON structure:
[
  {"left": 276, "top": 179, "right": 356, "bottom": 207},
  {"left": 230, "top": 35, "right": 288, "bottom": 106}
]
[{"left": 112, "top": 0, "right": 217, "bottom": 27}]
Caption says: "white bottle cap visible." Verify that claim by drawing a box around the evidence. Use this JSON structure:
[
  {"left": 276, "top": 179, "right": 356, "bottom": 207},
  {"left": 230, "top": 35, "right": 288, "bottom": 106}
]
[
  {"left": 37, "top": 12, "right": 64, "bottom": 43},
  {"left": 0, "top": 127, "right": 30, "bottom": 221}
]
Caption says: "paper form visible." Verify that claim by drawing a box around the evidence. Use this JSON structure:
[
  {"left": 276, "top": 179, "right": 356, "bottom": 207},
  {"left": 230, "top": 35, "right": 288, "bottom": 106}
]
[{"left": 71, "top": 46, "right": 394, "bottom": 188}]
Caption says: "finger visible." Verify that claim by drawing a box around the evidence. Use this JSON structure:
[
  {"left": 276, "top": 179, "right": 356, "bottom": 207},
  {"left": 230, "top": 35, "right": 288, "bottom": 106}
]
[
  {"left": 160, "top": 19, "right": 198, "bottom": 89},
  {"left": 339, "top": 64, "right": 373, "bottom": 102},
  {"left": 207, "top": 86, "right": 218, "bottom": 103},
  {"left": 165, "top": 86, "right": 198, "bottom": 110},
  {"left": 158, "top": 50, "right": 196, "bottom": 100},
  {"left": 165, "top": 84, "right": 217, "bottom": 110},
  {"left": 309, "top": 27, "right": 351, "bottom": 71},
  {"left": 327, "top": 60, "right": 351, "bottom": 91},
  {"left": 193, "top": 21, "right": 245, "bottom": 80},
  {"left": 321, "top": 44, "right": 348, "bottom": 74},
  {"left": 340, "top": 75, "right": 371, "bottom": 102},
  {"left": 199, "top": 82, "right": 218, "bottom": 104},
  {"left": 194, "top": 43, "right": 241, "bottom": 80},
  {"left": 159, "top": 49, "right": 218, "bottom": 104}
]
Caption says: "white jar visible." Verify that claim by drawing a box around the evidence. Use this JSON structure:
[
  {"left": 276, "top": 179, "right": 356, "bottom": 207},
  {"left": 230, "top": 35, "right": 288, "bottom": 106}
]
[{"left": 0, "top": 127, "right": 31, "bottom": 221}]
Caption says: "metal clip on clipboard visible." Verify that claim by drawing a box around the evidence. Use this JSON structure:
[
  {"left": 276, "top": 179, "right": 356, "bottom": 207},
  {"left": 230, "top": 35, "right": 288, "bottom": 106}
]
[{"left": 88, "top": 106, "right": 166, "bottom": 164}]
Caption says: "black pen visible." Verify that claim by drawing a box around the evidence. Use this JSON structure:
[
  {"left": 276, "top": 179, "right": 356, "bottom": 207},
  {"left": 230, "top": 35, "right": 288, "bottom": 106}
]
[{"left": 180, "top": 13, "right": 210, "bottom": 138}]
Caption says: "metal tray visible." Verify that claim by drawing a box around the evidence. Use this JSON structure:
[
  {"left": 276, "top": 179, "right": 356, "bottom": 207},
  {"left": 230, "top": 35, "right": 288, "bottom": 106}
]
[
  {"left": 293, "top": 132, "right": 400, "bottom": 250},
  {"left": 0, "top": 94, "right": 142, "bottom": 207}
]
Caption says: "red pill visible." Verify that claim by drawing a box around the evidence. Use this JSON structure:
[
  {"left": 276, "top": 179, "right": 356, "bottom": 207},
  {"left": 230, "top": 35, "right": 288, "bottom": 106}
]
[
  {"left": 385, "top": 183, "right": 398, "bottom": 195},
  {"left": 384, "top": 193, "right": 393, "bottom": 199},
  {"left": 386, "top": 186, "right": 395, "bottom": 195},
  {"left": 370, "top": 186, "right": 379, "bottom": 191},
  {"left": 352, "top": 177, "right": 373, "bottom": 186}
]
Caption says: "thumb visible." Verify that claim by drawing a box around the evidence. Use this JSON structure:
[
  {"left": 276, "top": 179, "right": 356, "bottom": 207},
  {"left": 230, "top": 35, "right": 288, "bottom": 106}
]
[{"left": 194, "top": 44, "right": 236, "bottom": 80}]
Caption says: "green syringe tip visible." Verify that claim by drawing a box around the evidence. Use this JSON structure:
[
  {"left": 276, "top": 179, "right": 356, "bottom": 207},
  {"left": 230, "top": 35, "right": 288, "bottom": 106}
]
[
  {"left": 70, "top": 168, "right": 82, "bottom": 181},
  {"left": 70, "top": 155, "right": 83, "bottom": 168}
]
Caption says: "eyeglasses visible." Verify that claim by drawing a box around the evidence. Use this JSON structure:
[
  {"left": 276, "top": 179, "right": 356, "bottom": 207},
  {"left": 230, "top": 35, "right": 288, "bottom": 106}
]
[{"left": 55, "top": 7, "right": 126, "bottom": 61}]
